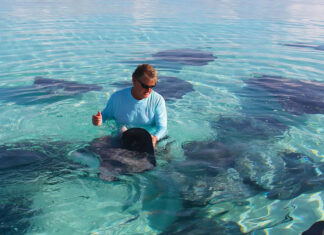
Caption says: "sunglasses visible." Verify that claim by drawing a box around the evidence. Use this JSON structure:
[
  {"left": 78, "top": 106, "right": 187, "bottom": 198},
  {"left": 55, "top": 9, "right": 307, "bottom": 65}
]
[{"left": 137, "top": 79, "right": 156, "bottom": 89}]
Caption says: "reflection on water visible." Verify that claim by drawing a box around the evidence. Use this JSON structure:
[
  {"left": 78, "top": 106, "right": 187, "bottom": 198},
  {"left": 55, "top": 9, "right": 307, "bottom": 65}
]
[{"left": 0, "top": 0, "right": 324, "bottom": 234}]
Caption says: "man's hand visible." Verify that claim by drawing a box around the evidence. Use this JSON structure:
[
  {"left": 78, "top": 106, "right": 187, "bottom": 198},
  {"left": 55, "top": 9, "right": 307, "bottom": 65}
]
[
  {"left": 92, "top": 111, "right": 102, "bottom": 126},
  {"left": 151, "top": 135, "right": 157, "bottom": 148}
]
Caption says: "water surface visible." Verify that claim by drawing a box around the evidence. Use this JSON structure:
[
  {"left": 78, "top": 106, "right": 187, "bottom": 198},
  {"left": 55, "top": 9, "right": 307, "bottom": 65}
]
[{"left": 1, "top": 0, "right": 324, "bottom": 234}]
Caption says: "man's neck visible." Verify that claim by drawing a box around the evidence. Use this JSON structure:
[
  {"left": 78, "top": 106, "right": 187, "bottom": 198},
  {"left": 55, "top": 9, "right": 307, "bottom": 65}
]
[{"left": 131, "top": 87, "right": 142, "bottom": 100}]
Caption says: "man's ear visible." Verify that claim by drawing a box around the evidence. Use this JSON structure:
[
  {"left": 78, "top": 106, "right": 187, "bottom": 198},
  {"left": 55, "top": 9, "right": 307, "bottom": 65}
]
[{"left": 132, "top": 77, "right": 136, "bottom": 85}]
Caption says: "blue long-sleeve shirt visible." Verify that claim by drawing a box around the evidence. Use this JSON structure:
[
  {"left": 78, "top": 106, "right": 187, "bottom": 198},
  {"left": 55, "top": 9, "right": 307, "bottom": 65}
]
[{"left": 101, "top": 87, "right": 167, "bottom": 140}]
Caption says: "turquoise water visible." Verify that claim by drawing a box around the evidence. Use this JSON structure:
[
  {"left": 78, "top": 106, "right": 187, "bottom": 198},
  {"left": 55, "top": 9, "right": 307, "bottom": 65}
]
[{"left": 1, "top": 0, "right": 324, "bottom": 234}]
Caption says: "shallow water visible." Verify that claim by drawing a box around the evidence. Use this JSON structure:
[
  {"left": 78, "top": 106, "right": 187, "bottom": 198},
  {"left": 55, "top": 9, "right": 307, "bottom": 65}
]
[{"left": 1, "top": 0, "right": 324, "bottom": 234}]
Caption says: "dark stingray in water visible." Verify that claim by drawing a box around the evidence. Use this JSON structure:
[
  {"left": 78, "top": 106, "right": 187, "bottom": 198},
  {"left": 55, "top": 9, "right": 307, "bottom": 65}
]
[
  {"left": 265, "top": 152, "right": 324, "bottom": 200},
  {"left": 33, "top": 77, "right": 102, "bottom": 93},
  {"left": 212, "top": 115, "right": 288, "bottom": 142},
  {"left": 0, "top": 197, "right": 40, "bottom": 235},
  {"left": 121, "top": 49, "right": 216, "bottom": 72},
  {"left": 0, "top": 140, "right": 74, "bottom": 170},
  {"left": 160, "top": 208, "right": 244, "bottom": 235},
  {"left": 282, "top": 43, "right": 324, "bottom": 51},
  {"left": 180, "top": 139, "right": 324, "bottom": 203},
  {"left": 246, "top": 75, "right": 324, "bottom": 115},
  {"left": 0, "top": 140, "right": 90, "bottom": 178},
  {"left": 112, "top": 76, "right": 194, "bottom": 101},
  {"left": 152, "top": 49, "right": 217, "bottom": 66},
  {"left": 169, "top": 140, "right": 262, "bottom": 206},
  {"left": 0, "top": 141, "right": 90, "bottom": 234},
  {"left": 0, "top": 149, "right": 46, "bottom": 170},
  {"left": 82, "top": 128, "right": 156, "bottom": 181},
  {"left": 183, "top": 141, "right": 235, "bottom": 171},
  {"left": 236, "top": 149, "right": 324, "bottom": 200},
  {"left": 302, "top": 221, "right": 324, "bottom": 235},
  {"left": 0, "top": 76, "right": 102, "bottom": 105}
]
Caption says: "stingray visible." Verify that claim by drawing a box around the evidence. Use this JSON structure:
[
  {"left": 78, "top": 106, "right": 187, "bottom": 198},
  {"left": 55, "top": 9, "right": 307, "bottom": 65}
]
[
  {"left": 152, "top": 49, "right": 217, "bottom": 66},
  {"left": 0, "top": 76, "right": 102, "bottom": 105},
  {"left": 0, "top": 141, "right": 89, "bottom": 234},
  {"left": 302, "top": 221, "right": 324, "bottom": 235},
  {"left": 180, "top": 139, "right": 324, "bottom": 203},
  {"left": 236, "top": 149, "right": 324, "bottom": 200},
  {"left": 246, "top": 75, "right": 324, "bottom": 115},
  {"left": 122, "top": 49, "right": 216, "bottom": 70},
  {"left": 121, "top": 57, "right": 184, "bottom": 72},
  {"left": 0, "top": 149, "right": 46, "bottom": 170},
  {"left": 168, "top": 140, "right": 263, "bottom": 206},
  {"left": 211, "top": 115, "right": 288, "bottom": 142},
  {"left": 0, "top": 196, "right": 40, "bottom": 235},
  {"left": 111, "top": 76, "right": 194, "bottom": 101},
  {"left": 264, "top": 152, "right": 324, "bottom": 200},
  {"left": 0, "top": 139, "right": 85, "bottom": 170},
  {"left": 0, "top": 140, "right": 91, "bottom": 179},
  {"left": 182, "top": 141, "right": 236, "bottom": 171},
  {"left": 282, "top": 43, "right": 324, "bottom": 51},
  {"left": 160, "top": 208, "right": 244, "bottom": 235},
  {"left": 82, "top": 128, "right": 156, "bottom": 181},
  {"left": 0, "top": 142, "right": 56, "bottom": 170}
]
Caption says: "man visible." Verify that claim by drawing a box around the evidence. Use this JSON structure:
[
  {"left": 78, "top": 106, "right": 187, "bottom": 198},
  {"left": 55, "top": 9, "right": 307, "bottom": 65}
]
[{"left": 92, "top": 64, "right": 167, "bottom": 147}]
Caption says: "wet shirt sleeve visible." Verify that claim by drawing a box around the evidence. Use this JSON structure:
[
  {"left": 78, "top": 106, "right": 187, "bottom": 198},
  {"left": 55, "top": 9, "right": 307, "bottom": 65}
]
[
  {"left": 101, "top": 94, "right": 115, "bottom": 122},
  {"left": 153, "top": 97, "right": 167, "bottom": 140}
]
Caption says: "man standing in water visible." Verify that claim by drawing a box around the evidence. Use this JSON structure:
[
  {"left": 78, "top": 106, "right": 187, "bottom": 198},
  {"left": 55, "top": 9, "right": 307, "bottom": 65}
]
[{"left": 92, "top": 64, "right": 167, "bottom": 147}]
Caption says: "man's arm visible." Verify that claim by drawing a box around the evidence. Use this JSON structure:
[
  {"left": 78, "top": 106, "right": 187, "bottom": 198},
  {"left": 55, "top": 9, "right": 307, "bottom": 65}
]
[
  {"left": 101, "top": 93, "right": 116, "bottom": 122},
  {"left": 92, "top": 94, "right": 115, "bottom": 126},
  {"left": 153, "top": 97, "right": 167, "bottom": 141}
]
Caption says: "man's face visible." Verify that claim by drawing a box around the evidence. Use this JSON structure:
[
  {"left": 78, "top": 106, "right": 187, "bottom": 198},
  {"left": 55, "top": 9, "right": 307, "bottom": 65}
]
[{"left": 132, "top": 75, "right": 157, "bottom": 99}]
